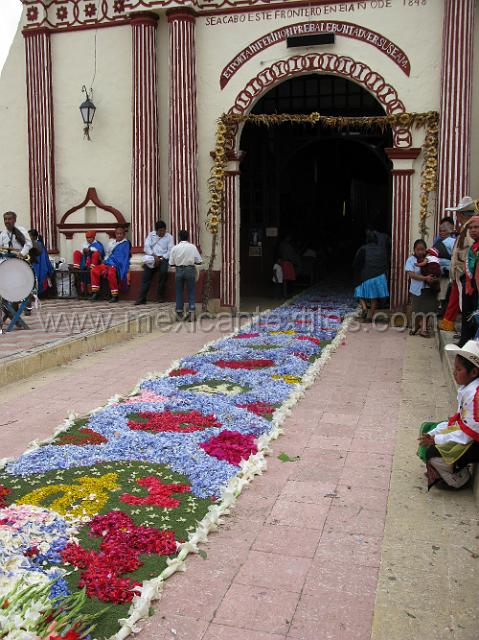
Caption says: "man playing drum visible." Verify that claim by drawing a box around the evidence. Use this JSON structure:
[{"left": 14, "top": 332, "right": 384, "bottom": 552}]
[{"left": 0, "top": 211, "right": 32, "bottom": 257}]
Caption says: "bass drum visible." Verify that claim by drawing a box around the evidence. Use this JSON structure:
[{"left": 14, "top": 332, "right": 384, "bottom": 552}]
[{"left": 0, "top": 257, "right": 35, "bottom": 302}]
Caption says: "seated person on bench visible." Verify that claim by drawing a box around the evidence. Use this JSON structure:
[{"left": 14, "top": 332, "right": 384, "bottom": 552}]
[
  {"left": 90, "top": 226, "right": 131, "bottom": 303},
  {"left": 73, "top": 231, "right": 105, "bottom": 294}
]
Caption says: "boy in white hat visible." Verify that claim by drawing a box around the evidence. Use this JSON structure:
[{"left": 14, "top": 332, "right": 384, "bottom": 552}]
[{"left": 418, "top": 340, "right": 479, "bottom": 489}]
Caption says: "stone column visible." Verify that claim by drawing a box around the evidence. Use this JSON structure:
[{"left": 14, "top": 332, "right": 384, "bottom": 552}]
[
  {"left": 386, "top": 148, "right": 421, "bottom": 310},
  {"left": 131, "top": 12, "right": 160, "bottom": 250},
  {"left": 24, "top": 28, "right": 57, "bottom": 251},
  {"left": 221, "top": 168, "right": 240, "bottom": 309},
  {"left": 167, "top": 8, "right": 199, "bottom": 245},
  {"left": 437, "top": 0, "right": 475, "bottom": 218}
]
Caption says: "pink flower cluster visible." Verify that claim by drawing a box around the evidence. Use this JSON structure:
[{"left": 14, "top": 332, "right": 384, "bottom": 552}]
[{"left": 200, "top": 431, "right": 257, "bottom": 466}]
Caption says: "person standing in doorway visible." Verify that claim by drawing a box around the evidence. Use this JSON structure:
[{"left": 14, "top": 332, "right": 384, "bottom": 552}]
[
  {"left": 169, "top": 230, "right": 202, "bottom": 321},
  {"left": 135, "top": 220, "right": 174, "bottom": 305},
  {"left": 352, "top": 231, "right": 389, "bottom": 322}
]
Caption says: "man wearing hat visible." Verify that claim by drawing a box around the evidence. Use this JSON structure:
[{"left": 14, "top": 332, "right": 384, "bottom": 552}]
[
  {"left": 73, "top": 231, "right": 105, "bottom": 294},
  {"left": 438, "top": 196, "right": 478, "bottom": 334}
]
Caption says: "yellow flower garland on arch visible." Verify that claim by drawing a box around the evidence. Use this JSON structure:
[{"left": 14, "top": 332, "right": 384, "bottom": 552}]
[{"left": 206, "top": 111, "right": 439, "bottom": 238}]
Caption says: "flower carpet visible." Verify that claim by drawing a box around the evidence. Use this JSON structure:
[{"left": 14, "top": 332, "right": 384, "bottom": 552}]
[{"left": 0, "top": 292, "right": 353, "bottom": 640}]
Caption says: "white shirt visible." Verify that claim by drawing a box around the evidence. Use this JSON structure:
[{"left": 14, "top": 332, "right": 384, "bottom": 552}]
[
  {"left": 273, "top": 263, "right": 283, "bottom": 283},
  {"left": 0, "top": 225, "right": 33, "bottom": 257},
  {"left": 106, "top": 237, "right": 128, "bottom": 257},
  {"left": 82, "top": 241, "right": 101, "bottom": 252},
  {"left": 429, "top": 378, "right": 479, "bottom": 445},
  {"left": 169, "top": 241, "right": 202, "bottom": 267},
  {"left": 144, "top": 231, "right": 174, "bottom": 259}
]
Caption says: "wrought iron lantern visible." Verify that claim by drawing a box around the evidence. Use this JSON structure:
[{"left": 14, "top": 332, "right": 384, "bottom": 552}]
[{"left": 79, "top": 86, "right": 96, "bottom": 140}]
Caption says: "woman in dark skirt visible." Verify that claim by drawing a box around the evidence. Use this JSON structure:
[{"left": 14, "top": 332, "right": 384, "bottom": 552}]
[{"left": 405, "top": 239, "right": 438, "bottom": 337}]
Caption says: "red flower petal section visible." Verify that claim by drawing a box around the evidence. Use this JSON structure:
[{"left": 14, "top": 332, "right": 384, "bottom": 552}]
[
  {"left": 128, "top": 411, "right": 221, "bottom": 433},
  {"left": 200, "top": 430, "right": 257, "bottom": 466}
]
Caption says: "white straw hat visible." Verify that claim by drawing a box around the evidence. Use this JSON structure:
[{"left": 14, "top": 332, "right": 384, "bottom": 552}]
[
  {"left": 445, "top": 196, "right": 478, "bottom": 213},
  {"left": 445, "top": 340, "right": 479, "bottom": 368}
]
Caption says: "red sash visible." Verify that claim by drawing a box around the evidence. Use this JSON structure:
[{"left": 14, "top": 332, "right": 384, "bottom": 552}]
[{"left": 448, "top": 412, "right": 479, "bottom": 443}]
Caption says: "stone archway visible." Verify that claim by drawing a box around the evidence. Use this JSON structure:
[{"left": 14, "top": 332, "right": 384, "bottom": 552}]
[{"left": 220, "top": 54, "right": 417, "bottom": 310}]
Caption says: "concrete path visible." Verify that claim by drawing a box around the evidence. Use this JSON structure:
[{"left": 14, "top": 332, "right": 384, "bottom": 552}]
[{"left": 1, "top": 319, "right": 477, "bottom": 639}]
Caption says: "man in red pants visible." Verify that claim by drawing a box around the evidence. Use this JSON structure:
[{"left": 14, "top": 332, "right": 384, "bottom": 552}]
[{"left": 90, "top": 226, "right": 131, "bottom": 302}]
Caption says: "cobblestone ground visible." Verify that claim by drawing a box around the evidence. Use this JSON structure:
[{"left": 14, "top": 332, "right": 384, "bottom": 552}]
[{"left": 1, "top": 318, "right": 477, "bottom": 640}]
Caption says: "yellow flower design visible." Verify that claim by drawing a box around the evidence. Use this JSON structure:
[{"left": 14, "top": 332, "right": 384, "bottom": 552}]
[{"left": 18, "top": 472, "right": 119, "bottom": 520}]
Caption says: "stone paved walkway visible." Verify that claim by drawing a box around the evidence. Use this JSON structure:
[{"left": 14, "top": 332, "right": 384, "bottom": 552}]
[
  {"left": 0, "top": 299, "right": 173, "bottom": 360},
  {"left": 1, "top": 318, "right": 477, "bottom": 640}
]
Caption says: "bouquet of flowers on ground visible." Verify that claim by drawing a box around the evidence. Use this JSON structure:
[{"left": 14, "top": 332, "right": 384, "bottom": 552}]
[{"left": 0, "top": 578, "right": 104, "bottom": 640}]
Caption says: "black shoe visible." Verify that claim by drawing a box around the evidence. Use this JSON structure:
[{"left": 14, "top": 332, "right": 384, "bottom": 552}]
[
  {"left": 109, "top": 296, "right": 119, "bottom": 303},
  {"left": 90, "top": 293, "right": 99, "bottom": 301},
  {"left": 175, "top": 312, "right": 183, "bottom": 322},
  {"left": 134, "top": 299, "right": 146, "bottom": 305},
  {"left": 157, "top": 297, "right": 165, "bottom": 304}
]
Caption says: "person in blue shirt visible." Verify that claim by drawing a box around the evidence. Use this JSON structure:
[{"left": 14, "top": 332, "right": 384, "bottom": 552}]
[
  {"left": 405, "top": 239, "right": 439, "bottom": 337},
  {"left": 90, "top": 226, "right": 131, "bottom": 302},
  {"left": 73, "top": 231, "right": 105, "bottom": 294},
  {"left": 29, "top": 229, "right": 53, "bottom": 296},
  {"left": 135, "top": 220, "right": 174, "bottom": 304}
]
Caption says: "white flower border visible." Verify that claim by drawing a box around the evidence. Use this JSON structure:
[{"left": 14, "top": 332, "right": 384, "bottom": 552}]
[{"left": 0, "top": 299, "right": 356, "bottom": 639}]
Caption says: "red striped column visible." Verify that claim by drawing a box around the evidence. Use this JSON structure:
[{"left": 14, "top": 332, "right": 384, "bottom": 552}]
[
  {"left": 221, "top": 169, "right": 240, "bottom": 308},
  {"left": 437, "top": 0, "right": 475, "bottom": 219},
  {"left": 131, "top": 12, "right": 160, "bottom": 249},
  {"left": 24, "top": 28, "right": 57, "bottom": 252},
  {"left": 386, "top": 148, "right": 421, "bottom": 310},
  {"left": 167, "top": 8, "right": 199, "bottom": 245}
]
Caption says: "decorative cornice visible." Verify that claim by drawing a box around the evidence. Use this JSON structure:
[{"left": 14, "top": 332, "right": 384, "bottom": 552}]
[
  {"left": 22, "top": 26, "right": 51, "bottom": 37},
  {"left": 166, "top": 7, "right": 197, "bottom": 21},
  {"left": 59, "top": 188, "right": 127, "bottom": 226},
  {"left": 385, "top": 147, "right": 421, "bottom": 160},
  {"left": 130, "top": 11, "right": 160, "bottom": 26}
]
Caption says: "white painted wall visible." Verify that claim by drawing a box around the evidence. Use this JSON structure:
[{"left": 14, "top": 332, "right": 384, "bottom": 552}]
[
  {"left": 51, "top": 26, "right": 132, "bottom": 257},
  {"left": 0, "top": 0, "right": 477, "bottom": 269},
  {"left": 0, "top": 12, "right": 29, "bottom": 230}
]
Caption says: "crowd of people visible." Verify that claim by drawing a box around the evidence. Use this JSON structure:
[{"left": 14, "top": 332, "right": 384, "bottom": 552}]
[{"left": 0, "top": 213, "right": 202, "bottom": 320}]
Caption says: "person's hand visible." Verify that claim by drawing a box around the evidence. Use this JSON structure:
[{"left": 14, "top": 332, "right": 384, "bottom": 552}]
[
  {"left": 83, "top": 248, "right": 89, "bottom": 255},
  {"left": 154, "top": 256, "right": 161, "bottom": 266},
  {"left": 418, "top": 434, "right": 435, "bottom": 446},
  {"left": 425, "top": 275, "right": 436, "bottom": 284}
]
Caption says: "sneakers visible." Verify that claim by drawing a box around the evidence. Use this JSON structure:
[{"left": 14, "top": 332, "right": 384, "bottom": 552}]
[
  {"left": 134, "top": 299, "right": 146, "bottom": 305},
  {"left": 90, "top": 293, "right": 99, "bottom": 301},
  {"left": 109, "top": 296, "right": 119, "bottom": 303},
  {"left": 438, "top": 318, "right": 455, "bottom": 332}
]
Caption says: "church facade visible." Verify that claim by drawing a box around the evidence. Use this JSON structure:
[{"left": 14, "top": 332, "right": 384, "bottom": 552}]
[{"left": 0, "top": 0, "right": 477, "bottom": 309}]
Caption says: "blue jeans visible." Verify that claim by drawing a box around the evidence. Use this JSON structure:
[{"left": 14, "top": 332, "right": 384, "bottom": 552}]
[{"left": 175, "top": 265, "right": 196, "bottom": 312}]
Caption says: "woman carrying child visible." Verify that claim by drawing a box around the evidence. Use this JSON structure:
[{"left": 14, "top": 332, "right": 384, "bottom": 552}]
[
  {"left": 418, "top": 340, "right": 479, "bottom": 490},
  {"left": 405, "top": 239, "right": 438, "bottom": 338}
]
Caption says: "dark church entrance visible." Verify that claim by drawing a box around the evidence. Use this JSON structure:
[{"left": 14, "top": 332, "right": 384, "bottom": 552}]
[{"left": 239, "top": 74, "right": 393, "bottom": 300}]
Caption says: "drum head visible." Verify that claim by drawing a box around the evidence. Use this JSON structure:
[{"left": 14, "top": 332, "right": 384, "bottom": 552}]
[{"left": 0, "top": 257, "right": 35, "bottom": 302}]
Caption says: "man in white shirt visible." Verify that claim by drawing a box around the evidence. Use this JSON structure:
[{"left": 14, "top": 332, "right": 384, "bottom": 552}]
[
  {"left": 169, "top": 229, "right": 202, "bottom": 320},
  {"left": 135, "top": 221, "right": 174, "bottom": 304},
  {"left": 0, "top": 211, "right": 33, "bottom": 258}
]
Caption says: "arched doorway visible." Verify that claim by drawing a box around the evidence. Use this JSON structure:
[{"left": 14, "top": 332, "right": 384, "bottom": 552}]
[{"left": 239, "top": 73, "right": 393, "bottom": 300}]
